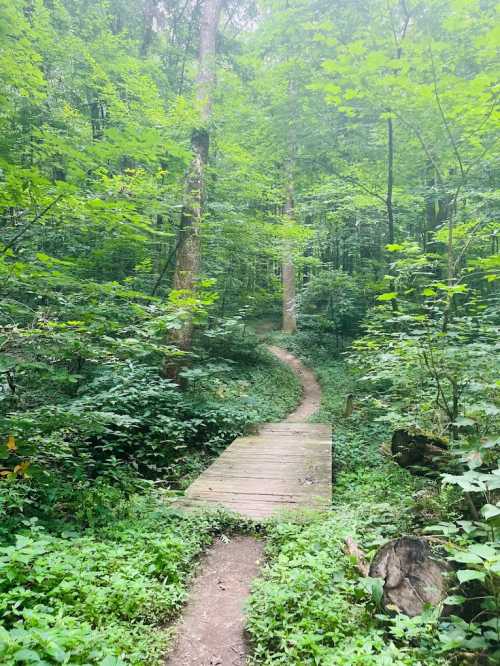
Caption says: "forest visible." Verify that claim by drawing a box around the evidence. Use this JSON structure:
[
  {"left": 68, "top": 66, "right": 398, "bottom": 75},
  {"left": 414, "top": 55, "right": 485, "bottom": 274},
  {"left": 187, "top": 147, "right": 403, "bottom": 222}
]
[{"left": 0, "top": 0, "right": 499, "bottom": 664}]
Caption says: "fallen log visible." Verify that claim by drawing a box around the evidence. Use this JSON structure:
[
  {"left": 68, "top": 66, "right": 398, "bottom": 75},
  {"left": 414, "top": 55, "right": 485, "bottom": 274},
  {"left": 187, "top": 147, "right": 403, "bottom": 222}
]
[
  {"left": 369, "top": 536, "right": 449, "bottom": 617},
  {"left": 391, "top": 428, "right": 448, "bottom": 469}
]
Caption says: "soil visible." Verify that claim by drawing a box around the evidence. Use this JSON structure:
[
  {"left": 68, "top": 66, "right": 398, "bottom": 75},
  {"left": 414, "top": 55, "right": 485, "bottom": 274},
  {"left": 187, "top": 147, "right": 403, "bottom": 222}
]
[
  {"left": 164, "top": 536, "right": 264, "bottom": 666},
  {"left": 267, "top": 345, "right": 321, "bottom": 421}
]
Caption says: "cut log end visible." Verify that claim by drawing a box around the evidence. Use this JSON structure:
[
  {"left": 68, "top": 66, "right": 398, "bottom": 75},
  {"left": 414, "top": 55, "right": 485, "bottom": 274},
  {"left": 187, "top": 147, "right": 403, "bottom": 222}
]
[{"left": 369, "top": 536, "right": 449, "bottom": 617}]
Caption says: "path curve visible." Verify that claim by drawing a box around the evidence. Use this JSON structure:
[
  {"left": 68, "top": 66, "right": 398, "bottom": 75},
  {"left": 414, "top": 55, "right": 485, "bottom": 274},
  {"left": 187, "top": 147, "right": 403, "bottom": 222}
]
[
  {"left": 165, "top": 349, "right": 330, "bottom": 665},
  {"left": 267, "top": 345, "right": 321, "bottom": 421}
]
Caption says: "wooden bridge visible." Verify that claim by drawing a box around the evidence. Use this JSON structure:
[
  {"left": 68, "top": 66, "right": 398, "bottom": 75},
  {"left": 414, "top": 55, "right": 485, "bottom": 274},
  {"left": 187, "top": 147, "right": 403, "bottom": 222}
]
[{"left": 174, "top": 347, "right": 332, "bottom": 519}]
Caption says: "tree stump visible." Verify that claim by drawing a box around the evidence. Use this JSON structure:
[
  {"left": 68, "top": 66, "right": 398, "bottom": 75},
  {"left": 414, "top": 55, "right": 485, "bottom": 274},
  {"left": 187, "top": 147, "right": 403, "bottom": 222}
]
[
  {"left": 391, "top": 428, "right": 448, "bottom": 469},
  {"left": 369, "top": 537, "right": 449, "bottom": 617}
]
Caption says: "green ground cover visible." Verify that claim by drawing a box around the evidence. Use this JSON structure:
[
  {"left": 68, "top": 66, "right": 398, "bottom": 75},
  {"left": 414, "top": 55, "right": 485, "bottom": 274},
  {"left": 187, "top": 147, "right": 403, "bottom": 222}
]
[
  {"left": 0, "top": 345, "right": 299, "bottom": 665},
  {"left": 246, "top": 334, "right": 497, "bottom": 665}
]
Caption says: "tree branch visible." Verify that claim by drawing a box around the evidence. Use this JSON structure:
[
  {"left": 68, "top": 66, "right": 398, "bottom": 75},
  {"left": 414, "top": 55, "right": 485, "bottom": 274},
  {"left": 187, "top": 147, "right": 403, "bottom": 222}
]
[
  {"left": 429, "top": 46, "right": 465, "bottom": 179},
  {"left": 2, "top": 194, "right": 64, "bottom": 255}
]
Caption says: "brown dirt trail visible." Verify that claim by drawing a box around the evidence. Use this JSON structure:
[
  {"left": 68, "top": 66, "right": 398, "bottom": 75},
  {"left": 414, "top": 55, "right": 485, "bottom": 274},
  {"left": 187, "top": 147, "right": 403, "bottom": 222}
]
[
  {"left": 164, "top": 537, "right": 263, "bottom": 666},
  {"left": 164, "top": 346, "right": 328, "bottom": 665}
]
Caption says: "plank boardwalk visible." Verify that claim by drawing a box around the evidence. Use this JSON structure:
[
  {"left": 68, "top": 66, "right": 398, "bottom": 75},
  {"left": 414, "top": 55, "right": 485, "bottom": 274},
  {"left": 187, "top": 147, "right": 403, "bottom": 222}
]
[{"left": 175, "top": 347, "right": 332, "bottom": 519}]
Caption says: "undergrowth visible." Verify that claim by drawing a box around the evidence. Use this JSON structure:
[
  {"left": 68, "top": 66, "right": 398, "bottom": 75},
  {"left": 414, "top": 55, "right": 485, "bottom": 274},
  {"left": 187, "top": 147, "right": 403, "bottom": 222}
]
[
  {"left": 0, "top": 337, "right": 299, "bottom": 665},
  {"left": 0, "top": 501, "right": 254, "bottom": 665},
  {"left": 246, "top": 471, "right": 448, "bottom": 666},
  {"left": 1, "top": 341, "right": 300, "bottom": 533},
  {"left": 246, "top": 333, "right": 463, "bottom": 665}
]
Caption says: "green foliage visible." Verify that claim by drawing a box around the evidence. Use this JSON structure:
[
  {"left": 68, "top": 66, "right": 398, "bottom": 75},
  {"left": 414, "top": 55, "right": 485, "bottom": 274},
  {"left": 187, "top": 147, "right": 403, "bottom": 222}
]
[
  {"left": 298, "top": 270, "right": 366, "bottom": 345},
  {"left": 256, "top": 334, "right": 498, "bottom": 664},
  {"left": 423, "top": 435, "right": 500, "bottom": 659},
  {"left": 352, "top": 304, "right": 499, "bottom": 436},
  {"left": 0, "top": 502, "right": 254, "bottom": 665},
  {"left": 0, "top": 1, "right": 498, "bottom": 665},
  {"left": 0, "top": 345, "right": 301, "bottom": 530},
  {"left": 247, "top": 468, "right": 445, "bottom": 666}
]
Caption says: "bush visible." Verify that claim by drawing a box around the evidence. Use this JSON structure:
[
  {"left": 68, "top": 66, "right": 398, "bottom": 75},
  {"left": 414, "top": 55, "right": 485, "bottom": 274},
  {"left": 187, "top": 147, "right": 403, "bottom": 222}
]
[
  {"left": 298, "top": 271, "right": 366, "bottom": 348},
  {"left": 1, "top": 345, "right": 301, "bottom": 528}
]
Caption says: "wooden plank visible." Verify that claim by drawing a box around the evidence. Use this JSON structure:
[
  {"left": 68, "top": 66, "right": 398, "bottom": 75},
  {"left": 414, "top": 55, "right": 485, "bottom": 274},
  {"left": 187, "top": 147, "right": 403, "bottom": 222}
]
[
  {"left": 188, "top": 480, "right": 331, "bottom": 496},
  {"left": 180, "top": 418, "right": 332, "bottom": 519},
  {"left": 169, "top": 499, "right": 327, "bottom": 519},
  {"left": 200, "top": 471, "right": 331, "bottom": 481}
]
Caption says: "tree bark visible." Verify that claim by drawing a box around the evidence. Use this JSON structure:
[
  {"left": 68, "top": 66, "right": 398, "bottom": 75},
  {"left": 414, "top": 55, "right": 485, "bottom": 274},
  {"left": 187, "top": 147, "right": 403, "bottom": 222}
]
[
  {"left": 391, "top": 428, "right": 448, "bottom": 469},
  {"left": 282, "top": 177, "right": 297, "bottom": 333},
  {"left": 169, "top": 0, "right": 222, "bottom": 358},
  {"left": 369, "top": 537, "right": 450, "bottom": 617},
  {"left": 282, "top": 76, "right": 298, "bottom": 335},
  {"left": 140, "top": 0, "right": 157, "bottom": 57},
  {"left": 386, "top": 116, "right": 395, "bottom": 245}
]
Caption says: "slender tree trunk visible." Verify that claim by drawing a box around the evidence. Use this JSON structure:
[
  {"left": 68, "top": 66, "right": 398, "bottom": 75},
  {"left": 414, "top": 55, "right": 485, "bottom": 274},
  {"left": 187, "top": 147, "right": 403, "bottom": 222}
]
[
  {"left": 168, "top": 0, "right": 222, "bottom": 360},
  {"left": 386, "top": 115, "right": 398, "bottom": 312},
  {"left": 282, "top": 177, "right": 297, "bottom": 333},
  {"left": 282, "top": 76, "right": 298, "bottom": 334},
  {"left": 386, "top": 116, "right": 395, "bottom": 245},
  {"left": 140, "top": 0, "right": 161, "bottom": 57},
  {"left": 281, "top": 168, "right": 297, "bottom": 333}
]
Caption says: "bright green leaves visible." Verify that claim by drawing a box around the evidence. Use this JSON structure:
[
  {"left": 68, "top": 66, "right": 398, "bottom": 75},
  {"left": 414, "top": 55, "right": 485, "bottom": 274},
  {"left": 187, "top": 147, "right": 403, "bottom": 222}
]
[
  {"left": 457, "top": 568, "right": 486, "bottom": 583},
  {"left": 481, "top": 503, "right": 500, "bottom": 520},
  {"left": 376, "top": 292, "right": 398, "bottom": 301}
]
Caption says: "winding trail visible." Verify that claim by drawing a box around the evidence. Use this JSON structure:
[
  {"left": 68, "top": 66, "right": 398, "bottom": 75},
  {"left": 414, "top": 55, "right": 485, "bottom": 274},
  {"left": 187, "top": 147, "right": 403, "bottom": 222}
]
[
  {"left": 165, "top": 348, "right": 331, "bottom": 665},
  {"left": 176, "top": 347, "right": 332, "bottom": 519}
]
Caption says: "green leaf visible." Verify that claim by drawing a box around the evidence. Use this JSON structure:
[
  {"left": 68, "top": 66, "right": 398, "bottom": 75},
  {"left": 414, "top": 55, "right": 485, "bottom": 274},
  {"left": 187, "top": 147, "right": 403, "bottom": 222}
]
[
  {"left": 376, "top": 292, "right": 398, "bottom": 302},
  {"left": 452, "top": 416, "right": 476, "bottom": 427},
  {"left": 100, "top": 657, "right": 126, "bottom": 666},
  {"left": 468, "top": 543, "right": 497, "bottom": 560},
  {"left": 13, "top": 648, "right": 41, "bottom": 662},
  {"left": 451, "top": 551, "right": 483, "bottom": 565},
  {"left": 443, "top": 595, "right": 466, "bottom": 605},
  {"left": 480, "top": 504, "right": 500, "bottom": 520},
  {"left": 457, "top": 569, "right": 485, "bottom": 583}
]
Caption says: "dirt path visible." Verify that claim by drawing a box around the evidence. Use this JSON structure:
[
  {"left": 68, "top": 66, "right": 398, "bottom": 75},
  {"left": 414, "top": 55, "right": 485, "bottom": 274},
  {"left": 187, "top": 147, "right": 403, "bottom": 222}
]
[
  {"left": 165, "top": 347, "right": 330, "bottom": 664},
  {"left": 266, "top": 345, "right": 321, "bottom": 421},
  {"left": 165, "top": 536, "right": 264, "bottom": 666}
]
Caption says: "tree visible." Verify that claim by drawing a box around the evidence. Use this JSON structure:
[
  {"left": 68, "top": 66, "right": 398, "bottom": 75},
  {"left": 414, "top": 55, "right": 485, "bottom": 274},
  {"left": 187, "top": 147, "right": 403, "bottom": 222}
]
[{"left": 171, "top": 0, "right": 223, "bottom": 358}]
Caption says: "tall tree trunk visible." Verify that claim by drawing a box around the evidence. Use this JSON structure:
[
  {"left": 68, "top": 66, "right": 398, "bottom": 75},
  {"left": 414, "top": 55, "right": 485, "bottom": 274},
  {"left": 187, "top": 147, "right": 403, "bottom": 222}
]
[
  {"left": 386, "top": 116, "right": 395, "bottom": 245},
  {"left": 386, "top": 116, "right": 398, "bottom": 312},
  {"left": 282, "top": 76, "right": 298, "bottom": 334},
  {"left": 282, "top": 177, "right": 297, "bottom": 333},
  {"left": 141, "top": 0, "right": 159, "bottom": 57},
  {"left": 169, "top": 0, "right": 222, "bottom": 359}
]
